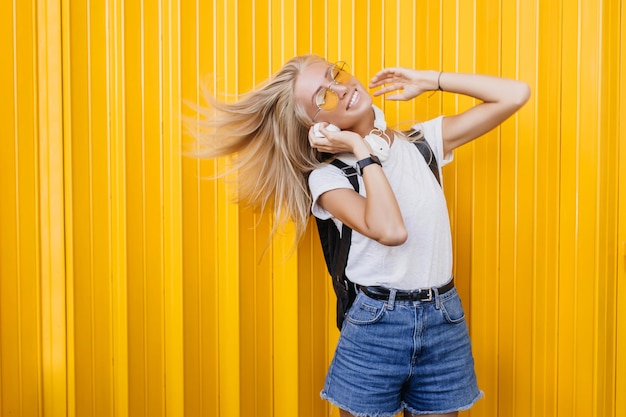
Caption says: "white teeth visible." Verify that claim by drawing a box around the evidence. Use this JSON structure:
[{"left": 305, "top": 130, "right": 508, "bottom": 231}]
[{"left": 348, "top": 91, "right": 359, "bottom": 109}]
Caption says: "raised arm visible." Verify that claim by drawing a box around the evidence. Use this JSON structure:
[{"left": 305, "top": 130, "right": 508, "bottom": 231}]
[{"left": 370, "top": 69, "right": 531, "bottom": 154}]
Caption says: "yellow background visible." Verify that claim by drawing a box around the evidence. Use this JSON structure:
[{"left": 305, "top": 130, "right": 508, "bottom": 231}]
[{"left": 1, "top": 0, "right": 625, "bottom": 416}]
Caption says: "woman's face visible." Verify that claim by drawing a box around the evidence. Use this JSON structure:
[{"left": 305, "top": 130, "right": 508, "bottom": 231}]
[{"left": 293, "top": 61, "right": 373, "bottom": 131}]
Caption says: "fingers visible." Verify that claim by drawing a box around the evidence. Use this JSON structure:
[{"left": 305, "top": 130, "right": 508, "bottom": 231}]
[
  {"left": 369, "top": 68, "right": 404, "bottom": 85},
  {"left": 371, "top": 83, "right": 405, "bottom": 97},
  {"left": 308, "top": 127, "right": 364, "bottom": 154},
  {"left": 376, "top": 93, "right": 405, "bottom": 101},
  {"left": 308, "top": 125, "right": 335, "bottom": 151},
  {"left": 308, "top": 125, "right": 323, "bottom": 147},
  {"left": 370, "top": 68, "right": 412, "bottom": 101}
]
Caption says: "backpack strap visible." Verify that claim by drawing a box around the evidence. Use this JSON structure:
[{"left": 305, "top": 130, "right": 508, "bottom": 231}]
[
  {"left": 407, "top": 129, "right": 441, "bottom": 185},
  {"left": 330, "top": 159, "right": 358, "bottom": 291}
]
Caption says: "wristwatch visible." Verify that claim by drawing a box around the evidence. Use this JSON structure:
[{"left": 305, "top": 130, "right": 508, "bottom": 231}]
[{"left": 355, "top": 154, "right": 382, "bottom": 176}]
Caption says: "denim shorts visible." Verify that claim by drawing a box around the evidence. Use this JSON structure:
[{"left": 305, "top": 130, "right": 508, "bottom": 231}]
[{"left": 321, "top": 286, "right": 483, "bottom": 416}]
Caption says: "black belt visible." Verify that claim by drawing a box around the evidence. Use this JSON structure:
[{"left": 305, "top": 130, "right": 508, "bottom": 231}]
[{"left": 358, "top": 280, "right": 454, "bottom": 302}]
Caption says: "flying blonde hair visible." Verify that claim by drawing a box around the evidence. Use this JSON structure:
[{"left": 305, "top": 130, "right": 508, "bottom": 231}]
[{"left": 184, "top": 54, "right": 328, "bottom": 244}]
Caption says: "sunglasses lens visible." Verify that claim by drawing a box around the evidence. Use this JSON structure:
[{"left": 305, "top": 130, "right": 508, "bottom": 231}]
[
  {"left": 331, "top": 62, "right": 351, "bottom": 83},
  {"left": 315, "top": 88, "right": 339, "bottom": 111}
]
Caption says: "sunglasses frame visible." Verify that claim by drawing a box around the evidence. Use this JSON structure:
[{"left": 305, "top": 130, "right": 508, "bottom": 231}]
[{"left": 312, "top": 61, "right": 351, "bottom": 121}]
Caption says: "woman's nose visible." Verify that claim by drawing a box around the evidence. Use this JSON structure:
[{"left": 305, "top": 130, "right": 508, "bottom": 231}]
[{"left": 330, "top": 82, "right": 349, "bottom": 98}]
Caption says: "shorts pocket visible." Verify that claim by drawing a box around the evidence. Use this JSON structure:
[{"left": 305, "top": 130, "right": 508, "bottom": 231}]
[
  {"left": 345, "top": 293, "right": 386, "bottom": 325},
  {"left": 440, "top": 293, "right": 466, "bottom": 324}
]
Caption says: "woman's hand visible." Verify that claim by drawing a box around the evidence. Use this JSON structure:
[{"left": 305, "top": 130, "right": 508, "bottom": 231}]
[
  {"left": 308, "top": 124, "right": 371, "bottom": 158},
  {"left": 369, "top": 68, "right": 440, "bottom": 101}
]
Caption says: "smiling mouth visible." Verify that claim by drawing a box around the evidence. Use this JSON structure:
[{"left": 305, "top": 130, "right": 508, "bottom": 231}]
[{"left": 347, "top": 90, "right": 359, "bottom": 109}]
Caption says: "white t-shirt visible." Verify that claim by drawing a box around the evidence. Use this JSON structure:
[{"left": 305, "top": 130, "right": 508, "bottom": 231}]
[{"left": 308, "top": 116, "right": 453, "bottom": 290}]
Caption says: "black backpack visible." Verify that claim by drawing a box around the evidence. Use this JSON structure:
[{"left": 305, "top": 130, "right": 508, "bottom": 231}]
[{"left": 315, "top": 131, "right": 441, "bottom": 329}]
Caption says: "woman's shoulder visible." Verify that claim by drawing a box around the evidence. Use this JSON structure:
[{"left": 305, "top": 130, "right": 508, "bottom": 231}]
[
  {"left": 411, "top": 116, "right": 444, "bottom": 138},
  {"left": 308, "top": 156, "right": 355, "bottom": 186}
]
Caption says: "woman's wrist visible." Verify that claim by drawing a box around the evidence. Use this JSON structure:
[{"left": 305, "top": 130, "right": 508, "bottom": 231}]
[
  {"left": 435, "top": 71, "right": 444, "bottom": 91},
  {"left": 352, "top": 139, "right": 374, "bottom": 159}
]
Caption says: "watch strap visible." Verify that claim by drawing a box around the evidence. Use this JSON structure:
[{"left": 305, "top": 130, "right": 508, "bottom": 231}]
[{"left": 356, "top": 156, "right": 382, "bottom": 175}]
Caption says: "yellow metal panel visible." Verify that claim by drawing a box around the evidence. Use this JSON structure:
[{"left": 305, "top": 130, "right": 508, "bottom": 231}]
[
  {"left": 214, "top": 2, "right": 242, "bottom": 417},
  {"left": 450, "top": 0, "right": 476, "bottom": 309},
  {"left": 618, "top": 1, "right": 626, "bottom": 415},
  {"left": 532, "top": 1, "right": 562, "bottom": 416},
  {"left": 124, "top": 2, "right": 166, "bottom": 416},
  {"left": 0, "top": 1, "right": 623, "bottom": 417},
  {"left": 270, "top": 1, "right": 300, "bottom": 415},
  {"left": 60, "top": 1, "right": 76, "bottom": 414},
  {"left": 89, "top": 3, "right": 114, "bottom": 415},
  {"left": 596, "top": 1, "right": 621, "bottom": 417},
  {"left": 162, "top": 1, "right": 185, "bottom": 417},
  {"left": 617, "top": 0, "right": 626, "bottom": 413},
  {"left": 123, "top": 5, "right": 146, "bottom": 410},
  {"left": 272, "top": 225, "right": 300, "bottom": 417},
  {"left": 575, "top": 2, "right": 600, "bottom": 412},
  {"left": 236, "top": 2, "right": 274, "bottom": 416},
  {"left": 558, "top": 1, "right": 582, "bottom": 415},
  {"left": 107, "top": 0, "right": 129, "bottom": 416},
  {"left": 180, "top": 1, "right": 225, "bottom": 416},
  {"left": 516, "top": 1, "right": 538, "bottom": 414},
  {"left": 309, "top": 0, "right": 325, "bottom": 56},
  {"left": 37, "top": 1, "right": 67, "bottom": 417},
  {"left": 64, "top": 1, "right": 116, "bottom": 416},
  {"left": 470, "top": 1, "right": 501, "bottom": 415},
  {"left": 0, "top": 1, "right": 43, "bottom": 416},
  {"left": 298, "top": 224, "right": 332, "bottom": 417}
]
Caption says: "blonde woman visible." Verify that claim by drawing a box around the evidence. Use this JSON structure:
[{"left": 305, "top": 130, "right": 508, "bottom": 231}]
[{"left": 190, "top": 54, "right": 530, "bottom": 417}]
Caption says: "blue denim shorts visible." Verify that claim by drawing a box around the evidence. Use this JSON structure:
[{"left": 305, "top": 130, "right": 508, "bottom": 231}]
[{"left": 321, "top": 286, "right": 483, "bottom": 416}]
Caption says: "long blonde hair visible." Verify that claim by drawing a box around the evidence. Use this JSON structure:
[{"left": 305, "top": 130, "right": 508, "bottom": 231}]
[{"left": 185, "top": 54, "right": 327, "bottom": 244}]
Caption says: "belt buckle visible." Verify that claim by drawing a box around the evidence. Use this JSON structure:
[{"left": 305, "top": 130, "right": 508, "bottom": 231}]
[{"left": 421, "top": 288, "right": 433, "bottom": 302}]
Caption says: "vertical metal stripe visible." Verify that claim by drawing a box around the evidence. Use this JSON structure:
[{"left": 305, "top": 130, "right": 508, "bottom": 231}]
[
  {"left": 60, "top": 0, "right": 76, "bottom": 414},
  {"left": 12, "top": 0, "right": 20, "bottom": 281},
  {"left": 271, "top": 3, "right": 299, "bottom": 416},
  {"left": 109, "top": 0, "right": 128, "bottom": 411},
  {"left": 558, "top": 0, "right": 579, "bottom": 414},
  {"left": 37, "top": 0, "right": 67, "bottom": 415},
  {"left": 215, "top": 3, "right": 241, "bottom": 416},
  {"left": 470, "top": 1, "right": 502, "bottom": 415},
  {"left": 84, "top": 1, "right": 96, "bottom": 407},
  {"left": 138, "top": 5, "right": 149, "bottom": 410},
  {"left": 10, "top": 2, "right": 24, "bottom": 415},
  {"left": 162, "top": 0, "right": 184, "bottom": 415},
  {"left": 617, "top": 1, "right": 626, "bottom": 412}
]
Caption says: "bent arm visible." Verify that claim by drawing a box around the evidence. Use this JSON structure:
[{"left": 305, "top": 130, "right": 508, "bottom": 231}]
[
  {"left": 312, "top": 130, "right": 407, "bottom": 246},
  {"left": 318, "top": 172, "right": 408, "bottom": 246},
  {"left": 437, "top": 72, "right": 531, "bottom": 154}
]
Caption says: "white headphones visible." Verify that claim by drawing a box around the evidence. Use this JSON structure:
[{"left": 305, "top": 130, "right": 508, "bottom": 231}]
[
  {"left": 364, "top": 105, "right": 391, "bottom": 161},
  {"left": 312, "top": 105, "right": 391, "bottom": 161}
]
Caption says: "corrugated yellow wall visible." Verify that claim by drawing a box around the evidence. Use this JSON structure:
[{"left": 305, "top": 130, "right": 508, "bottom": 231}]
[{"left": 1, "top": 1, "right": 624, "bottom": 416}]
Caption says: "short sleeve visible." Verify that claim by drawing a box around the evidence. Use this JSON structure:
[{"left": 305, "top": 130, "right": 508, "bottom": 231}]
[
  {"left": 308, "top": 164, "right": 356, "bottom": 220},
  {"left": 414, "top": 116, "right": 453, "bottom": 167}
]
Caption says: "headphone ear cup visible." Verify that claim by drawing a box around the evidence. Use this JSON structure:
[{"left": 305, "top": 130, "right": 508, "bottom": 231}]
[
  {"left": 313, "top": 123, "right": 341, "bottom": 138},
  {"left": 372, "top": 104, "right": 387, "bottom": 131}
]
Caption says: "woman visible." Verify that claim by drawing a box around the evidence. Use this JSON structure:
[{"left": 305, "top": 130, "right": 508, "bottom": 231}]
[{"left": 190, "top": 54, "right": 530, "bottom": 417}]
